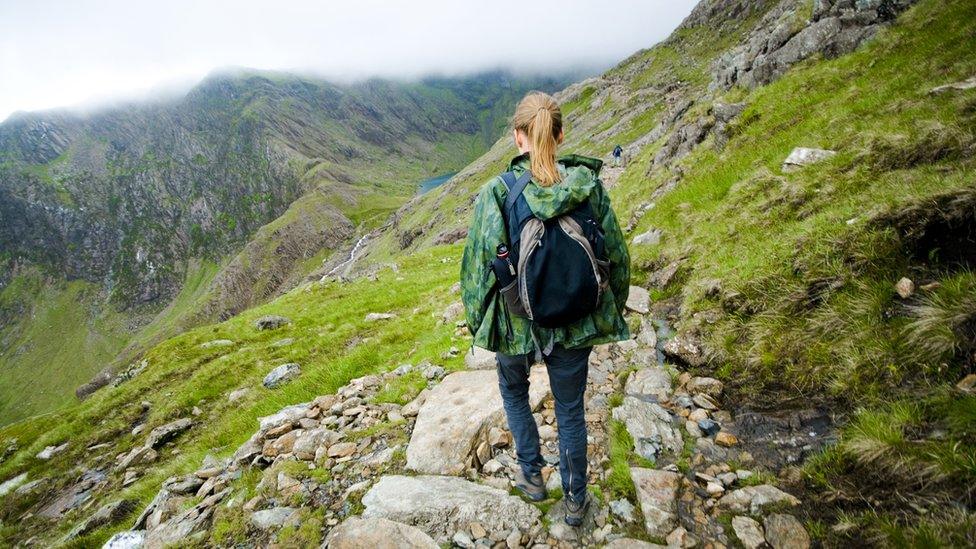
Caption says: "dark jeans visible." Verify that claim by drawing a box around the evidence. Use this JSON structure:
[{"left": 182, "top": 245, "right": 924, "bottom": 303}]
[{"left": 496, "top": 344, "right": 591, "bottom": 503}]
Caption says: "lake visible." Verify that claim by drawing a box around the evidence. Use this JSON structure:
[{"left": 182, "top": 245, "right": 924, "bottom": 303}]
[{"left": 417, "top": 172, "right": 457, "bottom": 194}]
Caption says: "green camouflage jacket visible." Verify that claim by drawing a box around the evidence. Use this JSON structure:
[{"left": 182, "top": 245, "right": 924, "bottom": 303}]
[{"left": 460, "top": 152, "right": 631, "bottom": 355}]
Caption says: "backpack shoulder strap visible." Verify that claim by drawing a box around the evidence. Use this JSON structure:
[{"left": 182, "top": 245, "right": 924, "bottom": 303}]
[{"left": 503, "top": 170, "right": 533, "bottom": 213}]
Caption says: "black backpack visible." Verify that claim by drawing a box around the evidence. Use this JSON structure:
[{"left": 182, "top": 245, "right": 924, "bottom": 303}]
[{"left": 491, "top": 170, "right": 610, "bottom": 329}]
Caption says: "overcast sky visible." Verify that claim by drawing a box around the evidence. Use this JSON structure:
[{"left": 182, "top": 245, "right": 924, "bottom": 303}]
[{"left": 0, "top": 0, "right": 697, "bottom": 121}]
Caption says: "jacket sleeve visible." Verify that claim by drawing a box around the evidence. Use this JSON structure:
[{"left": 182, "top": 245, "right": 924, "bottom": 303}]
[
  {"left": 460, "top": 180, "right": 505, "bottom": 338},
  {"left": 592, "top": 181, "right": 630, "bottom": 314}
]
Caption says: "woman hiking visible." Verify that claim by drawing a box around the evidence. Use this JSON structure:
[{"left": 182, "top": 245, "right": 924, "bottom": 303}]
[{"left": 460, "top": 91, "right": 631, "bottom": 526}]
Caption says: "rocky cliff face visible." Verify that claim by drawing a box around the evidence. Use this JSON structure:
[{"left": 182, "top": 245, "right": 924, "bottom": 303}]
[{"left": 0, "top": 70, "right": 568, "bottom": 310}]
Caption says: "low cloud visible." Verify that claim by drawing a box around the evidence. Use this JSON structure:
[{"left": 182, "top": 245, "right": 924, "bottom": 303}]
[{"left": 0, "top": 0, "right": 697, "bottom": 120}]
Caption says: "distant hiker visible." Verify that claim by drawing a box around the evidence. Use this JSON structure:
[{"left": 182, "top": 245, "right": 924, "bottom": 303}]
[
  {"left": 460, "top": 92, "right": 631, "bottom": 527},
  {"left": 612, "top": 144, "right": 623, "bottom": 167}
]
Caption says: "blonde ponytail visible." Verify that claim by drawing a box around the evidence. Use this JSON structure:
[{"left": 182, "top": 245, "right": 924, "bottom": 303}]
[{"left": 512, "top": 92, "right": 563, "bottom": 187}]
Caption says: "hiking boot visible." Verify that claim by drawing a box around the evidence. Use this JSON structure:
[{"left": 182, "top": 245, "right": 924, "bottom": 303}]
[
  {"left": 564, "top": 493, "right": 590, "bottom": 527},
  {"left": 514, "top": 469, "right": 546, "bottom": 502}
]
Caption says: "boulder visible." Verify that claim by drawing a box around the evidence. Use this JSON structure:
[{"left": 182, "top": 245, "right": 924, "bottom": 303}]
[
  {"left": 364, "top": 312, "right": 396, "bottom": 322},
  {"left": 895, "top": 277, "right": 915, "bottom": 299},
  {"left": 625, "top": 367, "right": 672, "bottom": 401},
  {"left": 361, "top": 475, "right": 541, "bottom": 544},
  {"left": 612, "top": 397, "right": 682, "bottom": 461},
  {"left": 199, "top": 339, "right": 234, "bottom": 349},
  {"left": 250, "top": 506, "right": 297, "bottom": 530},
  {"left": 258, "top": 402, "right": 310, "bottom": 430},
  {"left": 145, "top": 419, "right": 193, "bottom": 449},
  {"left": 254, "top": 315, "right": 290, "bottom": 330},
  {"left": 764, "top": 514, "right": 810, "bottom": 549},
  {"left": 37, "top": 442, "right": 69, "bottom": 460},
  {"left": 662, "top": 331, "right": 706, "bottom": 367},
  {"left": 731, "top": 516, "right": 766, "bottom": 549},
  {"left": 102, "top": 531, "right": 145, "bottom": 549},
  {"left": 719, "top": 485, "right": 800, "bottom": 514},
  {"left": 630, "top": 468, "right": 680, "bottom": 538},
  {"left": 782, "top": 147, "right": 836, "bottom": 172},
  {"left": 632, "top": 229, "right": 662, "bottom": 246},
  {"left": 0, "top": 473, "right": 28, "bottom": 497},
  {"left": 263, "top": 363, "right": 301, "bottom": 389},
  {"left": 929, "top": 76, "right": 976, "bottom": 94},
  {"left": 442, "top": 301, "right": 465, "bottom": 323},
  {"left": 686, "top": 377, "right": 723, "bottom": 398},
  {"left": 626, "top": 286, "right": 651, "bottom": 314},
  {"left": 464, "top": 346, "right": 496, "bottom": 370},
  {"left": 325, "top": 516, "right": 438, "bottom": 548},
  {"left": 406, "top": 368, "right": 549, "bottom": 475},
  {"left": 65, "top": 499, "right": 135, "bottom": 540}
]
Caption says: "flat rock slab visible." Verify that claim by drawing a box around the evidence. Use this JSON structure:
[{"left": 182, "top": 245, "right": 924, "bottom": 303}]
[
  {"left": 782, "top": 147, "right": 836, "bottom": 172},
  {"left": 406, "top": 368, "right": 549, "bottom": 475},
  {"left": 612, "top": 396, "right": 683, "bottom": 461},
  {"left": 325, "top": 516, "right": 438, "bottom": 548},
  {"left": 362, "top": 475, "right": 541, "bottom": 544},
  {"left": 625, "top": 367, "right": 672, "bottom": 401},
  {"left": 464, "top": 346, "right": 496, "bottom": 370},
  {"left": 630, "top": 468, "right": 680, "bottom": 538},
  {"left": 626, "top": 286, "right": 651, "bottom": 314}
]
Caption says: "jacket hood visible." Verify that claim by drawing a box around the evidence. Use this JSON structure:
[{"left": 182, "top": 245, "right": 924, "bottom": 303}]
[{"left": 507, "top": 153, "right": 604, "bottom": 221}]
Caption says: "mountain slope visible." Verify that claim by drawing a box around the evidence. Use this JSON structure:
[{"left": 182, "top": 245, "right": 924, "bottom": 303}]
[
  {"left": 0, "top": 70, "right": 573, "bottom": 425},
  {"left": 1, "top": 0, "right": 974, "bottom": 547}
]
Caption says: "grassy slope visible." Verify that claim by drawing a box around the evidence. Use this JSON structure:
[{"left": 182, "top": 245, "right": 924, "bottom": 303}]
[{"left": 0, "top": 246, "right": 467, "bottom": 546}]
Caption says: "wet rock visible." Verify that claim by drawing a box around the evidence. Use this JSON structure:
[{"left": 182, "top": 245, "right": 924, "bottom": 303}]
[
  {"left": 782, "top": 147, "right": 836, "bottom": 172},
  {"left": 625, "top": 367, "right": 672, "bottom": 401},
  {"left": 764, "top": 514, "right": 810, "bottom": 549},
  {"left": 732, "top": 516, "right": 766, "bottom": 549},
  {"left": 254, "top": 315, "right": 290, "bottom": 330},
  {"left": 361, "top": 475, "right": 541, "bottom": 544},
  {"left": 465, "top": 346, "right": 496, "bottom": 369},
  {"left": 406, "top": 368, "right": 549, "bottom": 475},
  {"left": 719, "top": 485, "right": 800, "bottom": 514},
  {"left": 626, "top": 286, "right": 651, "bottom": 314},
  {"left": 251, "top": 506, "right": 297, "bottom": 530},
  {"left": 895, "top": 277, "right": 915, "bottom": 299},
  {"left": 145, "top": 418, "right": 193, "bottom": 449},
  {"left": 103, "top": 531, "right": 145, "bottom": 549},
  {"left": 365, "top": 312, "right": 396, "bottom": 321},
  {"left": 37, "top": 442, "right": 69, "bottom": 460},
  {"left": 263, "top": 363, "right": 301, "bottom": 388},
  {"left": 612, "top": 397, "right": 683, "bottom": 461},
  {"left": 630, "top": 468, "right": 680, "bottom": 538}
]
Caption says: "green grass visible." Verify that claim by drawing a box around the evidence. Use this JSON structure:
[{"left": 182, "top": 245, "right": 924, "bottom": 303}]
[
  {"left": 0, "top": 244, "right": 467, "bottom": 546},
  {"left": 0, "top": 272, "right": 130, "bottom": 425}
]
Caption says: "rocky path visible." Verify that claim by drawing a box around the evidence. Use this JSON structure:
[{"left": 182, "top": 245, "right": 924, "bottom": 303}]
[{"left": 103, "top": 287, "right": 811, "bottom": 549}]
